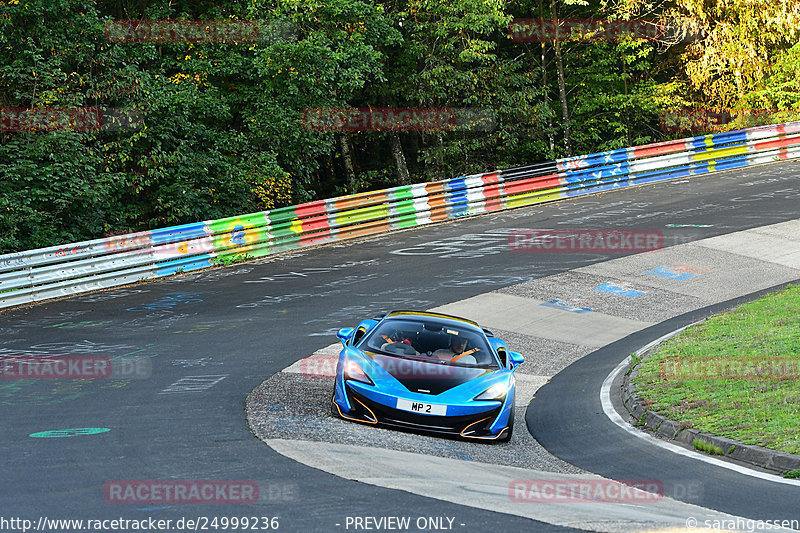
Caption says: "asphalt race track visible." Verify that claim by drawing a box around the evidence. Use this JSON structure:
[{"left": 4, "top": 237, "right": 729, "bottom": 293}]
[
  {"left": 1, "top": 160, "right": 799, "bottom": 532},
  {"left": 529, "top": 283, "right": 800, "bottom": 522}
]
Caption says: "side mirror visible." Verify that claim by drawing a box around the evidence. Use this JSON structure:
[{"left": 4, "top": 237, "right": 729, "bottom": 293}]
[
  {"left": 508, "top": 351, "right": 524, "bottom": 370},
  {"left": 337, "top": 327, "right": 354, "bottom": 345}
]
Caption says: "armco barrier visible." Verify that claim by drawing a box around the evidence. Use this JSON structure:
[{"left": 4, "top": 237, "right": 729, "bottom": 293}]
[{"left": 1, "top": 121, "right": 799, "bottom": 310}]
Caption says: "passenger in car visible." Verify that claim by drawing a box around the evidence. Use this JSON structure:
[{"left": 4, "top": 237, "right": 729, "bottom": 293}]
[{"left": 433, "top": 335, "right": 477, "bottom": 364}]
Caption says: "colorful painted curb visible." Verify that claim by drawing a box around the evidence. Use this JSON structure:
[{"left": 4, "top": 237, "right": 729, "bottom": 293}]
[{"left": 1, "top": 120, "right": 799, "bottom": 309}]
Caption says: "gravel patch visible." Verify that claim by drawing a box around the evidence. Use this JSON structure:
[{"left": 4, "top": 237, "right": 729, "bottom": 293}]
[
  {"left": 246, "top": 371, "right": 583, "bottom": 473},
  {"left": 487, "top": 328, "right": 593, "bottom": 376}
]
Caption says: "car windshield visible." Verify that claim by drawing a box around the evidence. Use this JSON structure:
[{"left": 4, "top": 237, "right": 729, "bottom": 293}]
[{"left": 360, "top": 317, "right": 498, "bottom": 369}]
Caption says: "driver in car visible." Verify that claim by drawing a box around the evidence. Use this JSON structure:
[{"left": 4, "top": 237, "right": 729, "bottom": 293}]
[
  {"left": 434, "top": 335, "right": 477, "bottom": 364},
  {"left": 380, "top": 331, "right": 415, "bottom": 352}
]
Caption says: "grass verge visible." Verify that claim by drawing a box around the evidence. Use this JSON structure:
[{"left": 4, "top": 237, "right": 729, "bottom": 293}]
[
  {"left": 693, "top": 439, "right": 725, "bottom": 456},
  {"left": 633, "top": 285, "right": 800, "bottom": 455}
]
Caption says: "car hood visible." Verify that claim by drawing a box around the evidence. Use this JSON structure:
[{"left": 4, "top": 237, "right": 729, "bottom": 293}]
[{"left": 367, "top": 352, "right": 492, "bottom": 395}]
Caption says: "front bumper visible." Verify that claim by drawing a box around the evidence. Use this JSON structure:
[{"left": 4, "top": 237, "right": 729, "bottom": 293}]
[{"left": 333, "top": 384, "right": 510, "bottom": 440}]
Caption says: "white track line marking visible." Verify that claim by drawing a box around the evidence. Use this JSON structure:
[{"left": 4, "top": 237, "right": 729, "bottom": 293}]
[{"left": 600, "top": 325, "right": 800, "bottom": 487}]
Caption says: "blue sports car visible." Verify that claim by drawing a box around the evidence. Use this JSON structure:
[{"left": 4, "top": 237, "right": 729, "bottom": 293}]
[{"left": 331, "top": 310, "right": 524, "bottom": 442}]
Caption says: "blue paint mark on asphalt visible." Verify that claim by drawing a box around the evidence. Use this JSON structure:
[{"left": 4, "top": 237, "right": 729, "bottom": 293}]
[
  {"left": 30, "top": 428, "right": 111, "bottom": 438},
  {"left": 539, "top": 299, "right": 593, "bottom": 314},
  {"left": 442, "top": 443, "right": 472, "bottom": 462},
  {"left": 644, "top": 266, "right": 696, "bottom": 281},
  {"left": 276, "top": 416, "right": 327, "bottom": 427},
  {"left": 594, "top": 282, "right": 647, "bottom": 298},
  {"left": 136, "top": 505, "right": 173, "bottom": 512},
  {"left": 665, "top": 224, "right": 713, "bottom": 228}
]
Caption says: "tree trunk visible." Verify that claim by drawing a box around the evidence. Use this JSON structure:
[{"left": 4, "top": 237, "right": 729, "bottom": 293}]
[
  {"left": 623, "top": 59, "right": 631, "bottom": 147},
  {"left": 539, "top": 0, "right": 555, "bottom": 154},
  {"left": 338, "top": 134, "right": 356, "bottom": 192},
  {"left": 550, "top": 0, "right": 572, "bottom": 155},
  {"left": 389, "top": 132, "right": 411, "bottom": 185},
  {"left": 436, "top": 133, "right": 445, "bottom": 174}
]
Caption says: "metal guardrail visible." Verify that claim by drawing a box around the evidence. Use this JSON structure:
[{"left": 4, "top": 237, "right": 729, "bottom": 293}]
[{"left": 2, "top": 120, "right": 799, "bottom": 310}]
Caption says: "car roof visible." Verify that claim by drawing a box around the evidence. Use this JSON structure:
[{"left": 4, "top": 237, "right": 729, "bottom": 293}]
[{"left": 382, "top": 310, "right": 483, "bottom": 332}]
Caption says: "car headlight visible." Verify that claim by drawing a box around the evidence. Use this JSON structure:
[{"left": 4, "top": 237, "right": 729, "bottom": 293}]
[
  {"left": 474, "top": 382, "right": 509, "bottom": 401},
  {"left": 344, "top": 360, "right": 374, "bottom": 385}
]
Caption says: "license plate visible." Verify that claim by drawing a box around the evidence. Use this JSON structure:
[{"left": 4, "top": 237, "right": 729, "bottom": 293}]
[{"left": 396, "top": 398, "right": 446, "bottom": 416}]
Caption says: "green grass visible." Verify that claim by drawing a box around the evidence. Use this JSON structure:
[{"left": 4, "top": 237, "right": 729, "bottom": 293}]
[
  {"left": 212, "top": 253, "right": 253, "bottom": 266},
  {"left": 626, "top": 351, "right": 643, "bottom": 376},
  {"left": 693, "top": 439, "right": 725, "bottom": 456},
  {"left": 784, "top": 469, "right": 800, "bottom": 479},
  {"left": 633, "top": 285, "right": 800, "bottom": 455}
]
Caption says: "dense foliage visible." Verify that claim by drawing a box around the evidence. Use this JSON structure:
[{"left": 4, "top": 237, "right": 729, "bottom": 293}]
[{"left": 1, "top": 0, "right": 797, "bottom": 253}]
